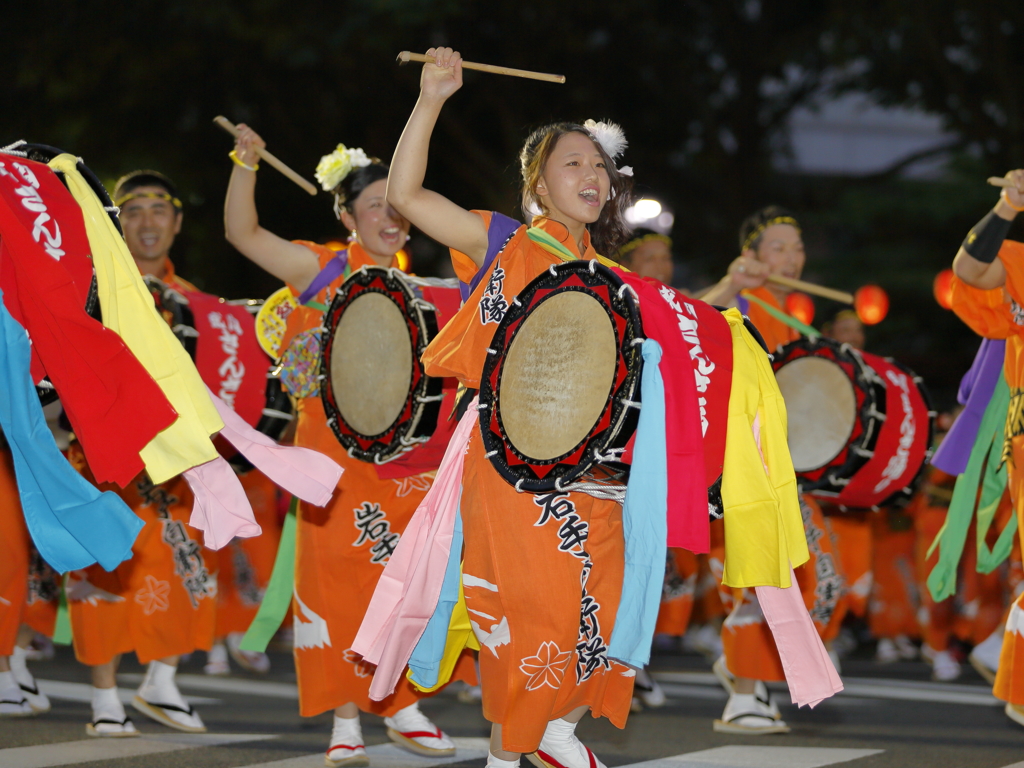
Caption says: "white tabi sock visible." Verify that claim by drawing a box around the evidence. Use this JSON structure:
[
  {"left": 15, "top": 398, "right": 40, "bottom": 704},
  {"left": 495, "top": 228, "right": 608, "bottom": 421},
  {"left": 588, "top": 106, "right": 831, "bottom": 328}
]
[
  {"left": 138, "top": 660, "right": 188, "bottom": 709},
  {"left": 91, "top": 686, "right": 126, "bottom": 722},
  {"left": 330, "top": 714, "right": 364, "bottom": 747},
  {"left": 0, "top": 670, "right": 19, "bottom": 695},
  {"left": 486, "top": 754, "right": 520, "bottom": 768},
  {"left": 10, "top": 645, "right": 31, "bottom": 682}
]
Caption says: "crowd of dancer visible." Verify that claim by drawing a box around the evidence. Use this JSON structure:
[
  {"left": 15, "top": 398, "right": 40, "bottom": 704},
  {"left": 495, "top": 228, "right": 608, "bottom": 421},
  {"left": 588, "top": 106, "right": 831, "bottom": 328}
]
[{"left": 2, "top": 46, "right": 1024, "bottom": 768}]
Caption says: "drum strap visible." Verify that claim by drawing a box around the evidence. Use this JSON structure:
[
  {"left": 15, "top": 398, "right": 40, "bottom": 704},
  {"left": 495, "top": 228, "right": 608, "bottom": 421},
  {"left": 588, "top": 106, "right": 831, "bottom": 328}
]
[
  {"left": 526, "top": 227, "right": 624, "bottom": 270},
  {"left": 741, "top": 291, "right": 819, "bottom": 338},
  {"left": 296, "top": 249, "right": 350, "bottom": 308}
]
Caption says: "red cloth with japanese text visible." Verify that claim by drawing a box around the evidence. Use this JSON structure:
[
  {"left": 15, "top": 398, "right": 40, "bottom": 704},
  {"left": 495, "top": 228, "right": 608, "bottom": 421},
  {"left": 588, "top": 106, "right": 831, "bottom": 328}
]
[
  {"left": 184, "top": 291, "right": 270, "bottom": 429},
  {"left": 0, "top": 156, "right": 176, "bottom": 487},
  {"left": 614, "top": 271, "right": 711, "bottom": 553}
]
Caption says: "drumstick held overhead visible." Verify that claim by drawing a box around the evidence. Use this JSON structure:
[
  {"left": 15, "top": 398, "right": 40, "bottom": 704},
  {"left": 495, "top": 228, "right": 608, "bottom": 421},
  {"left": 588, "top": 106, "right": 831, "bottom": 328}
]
[
  {"left": 987, "top": 177, "right": 1017, "bottom": 188},
  {"left": 396, "top": 51, "right": 566, "bottom": 84},
  {"left": 213, "top": 116, "right": 318, "bottom": 196},
  {"left": 767, "top": 274, "right": 854, "bottom": 304}
]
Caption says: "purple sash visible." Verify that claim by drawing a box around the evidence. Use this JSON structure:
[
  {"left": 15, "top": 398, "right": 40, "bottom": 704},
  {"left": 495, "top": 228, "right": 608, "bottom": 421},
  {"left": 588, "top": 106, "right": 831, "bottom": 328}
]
[
  {"left": 932, "top": 338, "right": 1006, "bottom": 475},
  {"left": 297, "top": 249, "right": 349, "bottom": 306}
]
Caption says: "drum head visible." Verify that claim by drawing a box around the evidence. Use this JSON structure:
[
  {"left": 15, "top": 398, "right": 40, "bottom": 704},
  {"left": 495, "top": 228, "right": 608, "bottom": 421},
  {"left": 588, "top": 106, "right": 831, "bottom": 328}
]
[
  {"left": 329, "top": 292, "right": 413, "bottom": 437},
  {"left": 776, "top": 356, "right": 857, "bottom": 472},
  {"left": 479, "top": 260, "right": 644, "bottom": 493},
  {"left": 319, "top": 266, "right": 445, "bottom": 463},
  {"left": 499, "top": 291, "right": 617, "bottom": 461}
]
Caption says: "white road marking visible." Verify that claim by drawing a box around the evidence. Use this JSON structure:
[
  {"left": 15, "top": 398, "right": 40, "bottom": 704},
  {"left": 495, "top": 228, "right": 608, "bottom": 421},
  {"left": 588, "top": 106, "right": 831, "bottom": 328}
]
[
  {"left": 0, "top": 733, "right": 275, "bottom": 768},
  {"left": 617, "top": 746, "right": 883, "bottom": 768},
  {"left": 36, "top": 679, "right": 220, "bottom": 705},
  {"left": 652, "top": 671, "right": 1001, "bottom": 707},
  {"left": 119, "top": 672, "right": 296, "bottom": 699},
  {"left": 229, "top": 736, "right": 491, "bottom": 768}
]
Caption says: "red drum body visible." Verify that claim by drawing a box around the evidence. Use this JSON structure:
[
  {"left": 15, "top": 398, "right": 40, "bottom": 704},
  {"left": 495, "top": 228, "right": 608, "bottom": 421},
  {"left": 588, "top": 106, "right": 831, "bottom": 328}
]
[
  {"left": 773, "top": 337, "right": 934, "bottom": 509},
  {"left": 319, "top": 266, "right": 460, "bottom": 464},
  {"left": 478, "top": 261, "right": 645, "bottom": 493},
  {"left": 142, "top": 276, "right": 288, "bottom": 440}
]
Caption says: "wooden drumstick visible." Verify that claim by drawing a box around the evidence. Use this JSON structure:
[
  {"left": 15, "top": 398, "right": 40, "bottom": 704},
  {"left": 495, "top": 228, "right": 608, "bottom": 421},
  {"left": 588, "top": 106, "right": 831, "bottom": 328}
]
[
  {"left": 396, "top": 51, "right": 566, "bottom": 84},
  {"left": 214, "top": 116, "right": 318, "bottom": 196},
  {"left": 987, "top": 177, "right": 1016, "bottom": 188},
  {"left": 767, "top": 274, "right": 855, "bottom": 304}
]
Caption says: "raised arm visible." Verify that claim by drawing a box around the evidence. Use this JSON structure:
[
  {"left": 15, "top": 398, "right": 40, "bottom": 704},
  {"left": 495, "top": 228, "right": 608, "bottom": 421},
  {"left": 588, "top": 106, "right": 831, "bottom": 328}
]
[
  {"left": 386, "top": 47, "right": 489, "bottom": 266},
  {"left": 952, "top": 170, "right": 1024, "bottom": 291},
  {"left": 224, "top": 125, "right": 321, "bottom": 291}
]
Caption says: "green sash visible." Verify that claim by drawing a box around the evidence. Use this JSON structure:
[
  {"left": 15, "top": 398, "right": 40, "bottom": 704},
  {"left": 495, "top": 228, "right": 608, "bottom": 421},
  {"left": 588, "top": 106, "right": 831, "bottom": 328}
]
[
  {"left": 239, "top": 498, "right": 297, "bottom": 652},
  {"left": 928, "top": 374, "right": 1014, "bottom": 601},
  {"left": 741, "top": 291, "right": 820, "bottom": 339}
]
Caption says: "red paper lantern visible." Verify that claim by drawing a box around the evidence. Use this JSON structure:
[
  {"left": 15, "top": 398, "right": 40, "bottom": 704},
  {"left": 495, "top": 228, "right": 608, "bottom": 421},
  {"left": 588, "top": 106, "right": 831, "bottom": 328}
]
[
  {"left": 785, "top": 291, "right": 815, "bottom": 326},
  {"left": 854, "top": 285, "right": 889, "bottom": 325},
  {"left": 933, "top": 269, "right": 954, "bottom": 310}
]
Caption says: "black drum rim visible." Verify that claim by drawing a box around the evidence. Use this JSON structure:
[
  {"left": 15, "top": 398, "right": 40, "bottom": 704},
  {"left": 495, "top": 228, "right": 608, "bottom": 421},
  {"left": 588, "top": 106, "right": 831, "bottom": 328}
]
[
  {"left": 319, "top": 266, "right": 442, "bottom": 464},
  {"left": 478, "top": 260, "right": 644, "bottom": 493},
  {"left": 773, "top": 336, "right": 886, "bottom": 498}
]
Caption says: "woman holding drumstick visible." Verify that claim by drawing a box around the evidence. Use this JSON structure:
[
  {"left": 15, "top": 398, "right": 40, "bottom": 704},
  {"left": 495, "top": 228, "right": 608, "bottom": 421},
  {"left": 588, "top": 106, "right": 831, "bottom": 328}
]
[
  {"left": 224, "top": 129, "right": 469, "bottom": 767},
  {"left": 384, "top": 47, "right": 636, "bottom": 768}
]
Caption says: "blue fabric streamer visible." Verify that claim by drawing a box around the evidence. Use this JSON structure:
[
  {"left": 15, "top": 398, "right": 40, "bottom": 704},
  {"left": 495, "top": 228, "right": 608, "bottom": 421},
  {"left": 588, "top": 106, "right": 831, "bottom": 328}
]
[
  {"left": 608, "top": 339, "right": 668, "bottom": 669},
  {"left": 0, "top": 290, "right": 143, "bottom": 573},
  {"left": 407, "top": 500, "right": 465, "bottom": 688}
]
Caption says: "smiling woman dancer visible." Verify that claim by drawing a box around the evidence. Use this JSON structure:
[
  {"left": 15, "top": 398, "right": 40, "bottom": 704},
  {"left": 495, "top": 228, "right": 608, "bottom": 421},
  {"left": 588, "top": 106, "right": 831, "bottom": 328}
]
[
  {"left": 385, "top": 48, "right": 637, "bottom": 768},
  {"left": 224, "top": 128, "right": 463, "bottom": 767}
]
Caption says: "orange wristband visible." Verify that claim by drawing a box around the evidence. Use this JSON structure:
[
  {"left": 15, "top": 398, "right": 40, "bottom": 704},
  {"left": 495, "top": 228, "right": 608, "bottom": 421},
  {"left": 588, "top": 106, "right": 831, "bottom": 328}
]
[{"left": 1001, "top": 189, "right": 1024, "bottom": 212}]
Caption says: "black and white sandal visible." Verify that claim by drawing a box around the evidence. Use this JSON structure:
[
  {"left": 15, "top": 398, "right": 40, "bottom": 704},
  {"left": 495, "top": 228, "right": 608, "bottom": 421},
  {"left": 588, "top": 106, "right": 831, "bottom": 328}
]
[
  {"left": 132, "top": 695, "right": 206, "bottom": 733},
  {"left": 86, "top": 715, "right": 139, "bottom": 737}
]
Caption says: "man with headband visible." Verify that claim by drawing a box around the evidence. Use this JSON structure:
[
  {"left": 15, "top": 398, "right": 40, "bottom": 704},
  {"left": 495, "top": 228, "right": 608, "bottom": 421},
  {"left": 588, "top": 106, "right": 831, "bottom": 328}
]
[
  {"left": 701, "top": 207, "right": 848, "bottom": 734},
  {"left": 615, "top": 228, "right": 675, "bottom": 285}
]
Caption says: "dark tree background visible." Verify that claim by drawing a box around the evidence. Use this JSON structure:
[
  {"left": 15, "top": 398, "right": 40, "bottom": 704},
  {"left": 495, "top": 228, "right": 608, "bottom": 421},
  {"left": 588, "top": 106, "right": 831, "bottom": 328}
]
[{"left": 4, "top": 0, "right": 1024, "bottom": 407}]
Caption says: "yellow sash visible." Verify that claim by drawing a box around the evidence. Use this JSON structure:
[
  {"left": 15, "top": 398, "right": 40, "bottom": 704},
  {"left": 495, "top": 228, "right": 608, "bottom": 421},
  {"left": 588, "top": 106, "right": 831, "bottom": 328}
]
[
  {"left": 720, "top": 309, "right": 808, "bottom": 588},
  {"left": 51, "top": 155, "right": 222, "bottom": 483}
]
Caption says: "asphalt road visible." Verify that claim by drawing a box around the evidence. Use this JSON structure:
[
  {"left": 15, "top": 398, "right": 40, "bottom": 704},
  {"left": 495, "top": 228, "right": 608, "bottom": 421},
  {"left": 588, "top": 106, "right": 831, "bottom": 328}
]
[{"left": 1, "top": 645, "right": 1023, "bottom": 768}]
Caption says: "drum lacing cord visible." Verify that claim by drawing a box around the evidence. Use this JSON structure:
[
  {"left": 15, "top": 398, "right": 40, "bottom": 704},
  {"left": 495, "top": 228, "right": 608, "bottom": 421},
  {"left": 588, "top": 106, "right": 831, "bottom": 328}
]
[
  {"left": 0, "top": 140, "right": 27, "bottom": 156},
  {"left": 416, "top": 394, "right": 445, "bottom": 404},
  {"left": 261, "top": 408, "right": 294, "bottom": 421},
  {"left": 592, "top": 446, "right": 627, "bottom": 463},
  {"left": 618, "top": 283, "right": 640, "bottom": 302},
  {"left": 398, "top": 434, "right": 430, "bottom": 447},
  {"left": 620, "top": 399, "right": 641, "bottom": 410},
  {"left": 412, "top": 298, "right": 438, "bottom": 313},
  {"left": 555, "top": 479, "right": 626, "bottom": 502},
  {"left": 172, "top": 324, "right": 199, "bottom": 338}
]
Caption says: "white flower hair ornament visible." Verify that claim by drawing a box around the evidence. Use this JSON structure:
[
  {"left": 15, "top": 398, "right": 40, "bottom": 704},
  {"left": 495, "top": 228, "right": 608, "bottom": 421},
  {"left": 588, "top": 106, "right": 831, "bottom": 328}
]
[
  {"left": 583, "top": 119, "right": 633, "bottom": 177},
  {"left": 314, "top": 144, "right": 373, "bottom": 193}
]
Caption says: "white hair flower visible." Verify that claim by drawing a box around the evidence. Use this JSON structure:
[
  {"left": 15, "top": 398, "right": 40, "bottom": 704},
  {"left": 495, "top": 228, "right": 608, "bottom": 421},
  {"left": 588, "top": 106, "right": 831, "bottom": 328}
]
[
  {"left": 314, "top": 144, "right": 373, "bottom": 192},
  {"left": 583, "top": 119, "right": 633, "bottom": 176}
]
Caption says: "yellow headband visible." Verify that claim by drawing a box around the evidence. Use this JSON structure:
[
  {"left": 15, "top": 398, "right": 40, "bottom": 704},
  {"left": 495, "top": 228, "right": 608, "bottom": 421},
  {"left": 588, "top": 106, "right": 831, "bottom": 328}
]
[
  {"left": 617, "top": 232, "right": 672, "bottom": 259},
  {"left": 741, "top": 216, "right": 799, "bottom": 253},
  {"left": 114, "top": 191, "right": 183, "bottom": 210}
]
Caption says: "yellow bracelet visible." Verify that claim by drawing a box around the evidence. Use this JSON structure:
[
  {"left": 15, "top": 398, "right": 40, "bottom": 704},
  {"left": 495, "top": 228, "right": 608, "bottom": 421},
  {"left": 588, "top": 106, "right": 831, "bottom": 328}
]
[
  {"left": 1002, "top": 189, "right": 1024, "bottom": 213},
  {"left": 229, "top": 149, "right": 259, "bottom": 172}
]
